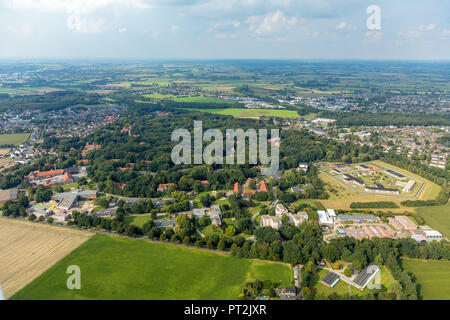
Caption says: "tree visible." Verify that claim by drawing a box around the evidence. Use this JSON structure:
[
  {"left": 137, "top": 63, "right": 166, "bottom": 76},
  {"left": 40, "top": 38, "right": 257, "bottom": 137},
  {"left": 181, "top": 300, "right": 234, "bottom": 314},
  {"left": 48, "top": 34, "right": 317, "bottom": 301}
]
[
  {"left": 47, "top": 217, "right": 54, "bottom": 224},
  {"left": 344, "top": 268, "right": 352, "bottom": 277},
  {"left": 28, "top": 214, "right": 37, "bottom": 222},
  {"left": 225, "top": 225, "right": 236, "bottom": 237},
  {"left": 217, "top": 238, "right": 226, "bottom": 251}
]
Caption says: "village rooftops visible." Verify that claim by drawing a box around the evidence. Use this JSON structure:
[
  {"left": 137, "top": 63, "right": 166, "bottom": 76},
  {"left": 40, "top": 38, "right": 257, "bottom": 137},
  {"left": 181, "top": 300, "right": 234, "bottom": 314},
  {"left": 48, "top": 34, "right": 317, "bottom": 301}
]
[{"left": 0, "top": 188, "right": 18, "bottom": 204}]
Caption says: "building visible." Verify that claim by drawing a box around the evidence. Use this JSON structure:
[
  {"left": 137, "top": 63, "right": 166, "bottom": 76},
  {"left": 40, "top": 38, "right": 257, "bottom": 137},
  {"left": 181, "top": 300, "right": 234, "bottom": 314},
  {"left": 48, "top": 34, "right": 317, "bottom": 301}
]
[
  {"left": 342, "top": 174, "right": 364, "bottom": 186},
  {"left": 260, "top": 215, "right": 282, "bottom": 230},
  {"left": 275, "top": 204, "right": 289, "bottom": 217},
  {"left": 291, "top": 185, "right": 306, "bottom": 194},
  {"left": 388, "top": 216, "right": 417, "bottom": 231},
  {"left": 412, "top": 229, "right": 444, "bottom": 242},
  {"left": 402, "top": 180, "right": 416, "bottom": 193},
  {"left": 288, "top": 211, "right": 309, "bottom": 227},
  {"left": 234, "top": 182, "right": 243, "bottom": 194},
  {"left": 51, "top": 189, "right": 98, "bottom": 210},
  {"left": 353, "top": 265, "right": 380, "bottom": 290},
  {"left": 297, "top": 163, "right": 309, "bottom": 173},
  {"left": 154, "top": 218, "right": 176, "bottom": 228},
  {"left": 277, "top": 287, "right": 297, "bottom": 300},
  {"left": 385, "top": 169, "right": 406, "bottom": 180},
  {"left": 0, "top": 188, "right": 18, "bottom": 204},
  {"left": 157, "top": 183, "right": 177, "bottom": 193},
  {"left": 365, "top": 185, "right": 400, "bottom": 195},
  {"left": 336, "top": 214, "right": 380, "bottom": 224},
  {"left": 321, "top": 272, "right": 340, "bottom": 288},
  {"left": 318, "top": 210, "right": 335, "bottom": 226},
  {"left": 193, "top": 208, "right": 206, "bottom": 219},
  {"left": 210, "top": 205, "right": 222, "bottom": 226}
]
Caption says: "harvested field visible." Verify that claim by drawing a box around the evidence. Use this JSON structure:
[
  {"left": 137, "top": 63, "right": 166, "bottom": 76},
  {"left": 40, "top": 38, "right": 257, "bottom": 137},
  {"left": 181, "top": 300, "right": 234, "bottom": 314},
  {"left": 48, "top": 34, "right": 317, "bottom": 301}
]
[{"left": 0, "top": 218, "right": 93, "bottom": 299}]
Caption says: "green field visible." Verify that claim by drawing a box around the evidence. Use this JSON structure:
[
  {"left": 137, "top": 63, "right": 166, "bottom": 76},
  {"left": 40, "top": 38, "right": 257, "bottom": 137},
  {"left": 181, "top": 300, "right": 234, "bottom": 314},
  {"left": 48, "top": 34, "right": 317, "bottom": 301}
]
[
  {"left": 187, "top": 108, "right": 300, "bottom": 119},
  {"left": 416, "top": 204, "right": 450, "bottom": 238},
  {"left": 403, "top": 259, "right": 450, "bottom": 300},
  {"left": 124, "top": 215, "right": 153, "bottom": 228},
  {"left": 0, "top": 133, "right": 30, "bottom": 146},
  {"left": 12, "top": 234, "right": 291, "bottom": 300}
]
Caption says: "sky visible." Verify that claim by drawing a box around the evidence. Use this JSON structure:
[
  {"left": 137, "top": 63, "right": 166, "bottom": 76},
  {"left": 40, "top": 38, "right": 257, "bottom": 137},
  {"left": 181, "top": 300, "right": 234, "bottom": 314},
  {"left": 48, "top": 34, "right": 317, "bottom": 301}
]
[{"left": 0, "top": 0, "right": 449, "bottom": 60}]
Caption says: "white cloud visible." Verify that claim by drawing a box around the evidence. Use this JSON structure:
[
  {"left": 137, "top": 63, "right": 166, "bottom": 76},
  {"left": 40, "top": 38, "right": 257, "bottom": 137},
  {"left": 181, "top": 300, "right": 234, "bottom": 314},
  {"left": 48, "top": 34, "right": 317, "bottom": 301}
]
[
  {"left": 364, "top": 31, "right": 382, "bottom": 43},
  {"left": 419, "top": 24, "right": 436, "bottom": 31},
  {"left": 443, "top": 29, "right": 450, "bottom": 35},
  {"left": 5, "top": 0, "right": 152, "bottom": 33},
  {"left": 336, "top": 21, "right": 347, "bottom": 30},
  {"left": 246, "top": 10, "right": 296, "bottom": 36},
  {"left": 118, "top": 27, "right": 127, "bottom": 33},
  {"left": 171, "top": 25, "right": 180, "bottom": 33}
]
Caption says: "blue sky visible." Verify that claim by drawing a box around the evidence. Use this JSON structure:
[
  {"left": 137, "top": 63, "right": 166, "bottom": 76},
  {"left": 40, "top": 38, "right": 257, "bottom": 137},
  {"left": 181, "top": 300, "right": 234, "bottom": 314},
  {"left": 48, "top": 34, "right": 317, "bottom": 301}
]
[{"left": 0, "top": 0, "right": 449, "bottom": 59}]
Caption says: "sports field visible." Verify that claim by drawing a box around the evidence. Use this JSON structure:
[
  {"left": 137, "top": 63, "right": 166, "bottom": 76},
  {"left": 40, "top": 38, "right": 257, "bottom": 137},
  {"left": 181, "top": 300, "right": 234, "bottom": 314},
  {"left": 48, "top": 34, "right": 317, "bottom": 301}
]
[
  {"left": 403, "top": 259, "right": 450, "bottom": 300},
  {"left": 0, "top": 133, "right": 30, "bottom": 146},
  {"left": 187, "top": 108, "right": 300, "bottom": 119},
  {"left": 0, "top": 218, "right": 93, "bottom": 299},
  {"left": 415, "top": 204, "right": 450, "bottom": 238},
  {"left": 12, "top": 234, "right": 292, "bottom": 300}
]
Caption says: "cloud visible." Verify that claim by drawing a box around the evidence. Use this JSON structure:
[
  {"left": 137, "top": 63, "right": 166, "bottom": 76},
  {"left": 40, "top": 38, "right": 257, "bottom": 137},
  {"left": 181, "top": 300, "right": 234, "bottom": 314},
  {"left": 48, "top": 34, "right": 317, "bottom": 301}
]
[
  {"left": 336, "top": 21, "right": 347, "bottom": 30},
  {"left": 5, "top": 0, "right": 152, "bottom": 33},
  {"left": 443, "top": 28, "right": 450, "bottom": 35},
  {"left": 171, "top": 25, "right": 180, "bottom": 33},
  {"left": 419, "top": 24, "right": 436, "bottom": 31},
  {"left": 246, "top": 10, "right": 296, "bottom": 36},
  {"left": 118, "top": 27, "right": 128, "bottom": 33}
]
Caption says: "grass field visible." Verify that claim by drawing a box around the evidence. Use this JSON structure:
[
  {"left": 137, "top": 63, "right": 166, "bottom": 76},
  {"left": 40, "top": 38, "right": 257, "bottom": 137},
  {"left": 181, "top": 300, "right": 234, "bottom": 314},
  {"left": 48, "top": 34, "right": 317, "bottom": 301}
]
[
  {"left": 124, "top": 215, "right": 152, "bottom": 228},
  {"left": 415, "top": 204, "right": 450, "bottom": 238},
  {"left": 403, "top": 259, "right": 450, "bottom": 300},
  {"left": 314, "top": 266, "right": 395, "bottom": 298},
  {"left": 319, "top": 161, "right": 441, "bottom": 212},
  {"left": 12, "top": 234, "right": 292, "bottom": 300},
  {"left": 187, "top": 108, "right": 300, "bottom": 119},
  {"left": 0, "top": 218, "right": 93, "bottom": 299},
  {"left": 0, "top": 133, "right": 30, "bottom": 146}
]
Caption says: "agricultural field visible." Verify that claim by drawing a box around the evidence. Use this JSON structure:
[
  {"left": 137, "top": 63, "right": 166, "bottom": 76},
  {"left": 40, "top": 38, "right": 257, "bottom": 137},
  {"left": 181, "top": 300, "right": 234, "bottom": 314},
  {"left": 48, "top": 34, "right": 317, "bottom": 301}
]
[
  {"left": 142, "top": 93, "right": 234, "bottom": 104},
  {"left": 12, "top": 234, "right": 292, "bottom": 300},
  {"left": 187, "top": 108, "right": 300, "bottom": 119},
  {"left": 319, "top": 161, "right": 441, "bottom": 211},
  {"left": 403, "top": 259, "right": 450, "bottom": 300},
  {"left": 0, "top": 133, "right": 30, "bottom": 146},
  {"left": 415, "top": 204, "right": 450, "bottom": 238},
  {"left": 0, "top": 218, "right": 93, "bottom": 299}
]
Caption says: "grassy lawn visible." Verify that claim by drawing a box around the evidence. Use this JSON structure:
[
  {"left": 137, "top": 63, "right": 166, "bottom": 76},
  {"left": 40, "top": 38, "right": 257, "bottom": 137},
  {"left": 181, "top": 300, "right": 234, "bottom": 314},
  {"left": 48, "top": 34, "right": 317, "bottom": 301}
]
[
  {"left": 314, "top": 266, "right": 395, "bottom": 298},
  {"left": 124, "top": 215, "right": 153, "bottom": 228},
  {"left": 313, "top": 268, "right": 350, "bottom": 297},
  {"left": 12, "top": 234, "right": 291, "bottom": 300},
  {"left": 415, "top": 204, "right": 450, "bottom": 238},
  {"left": 0, "top": 133, "right": 30, "bottom": 146},
  {"left": 403, "top": 259, "right": 450, "bottom": 300},
  {"left": 186, "top": 108, "right": 300, "bottom": 119}
]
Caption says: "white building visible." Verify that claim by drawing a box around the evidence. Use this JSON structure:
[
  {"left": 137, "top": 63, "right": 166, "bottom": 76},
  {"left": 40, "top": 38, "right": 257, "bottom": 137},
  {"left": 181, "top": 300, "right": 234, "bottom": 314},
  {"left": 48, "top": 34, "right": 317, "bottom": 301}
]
[
  {"left": 318, "top": 209, "right": 335, "bottom": 226},
  {"left": 402, "top": 180, "right": 416, "bottom": 193},
  {"left": 288, "top": 212, "right": 309, "bottom": 227},
  {"left": 260, "top": 215, "right": 282, "bottom": 230},
  {"left": 275, "top": 204, "right": 289, "bottom": 217}
]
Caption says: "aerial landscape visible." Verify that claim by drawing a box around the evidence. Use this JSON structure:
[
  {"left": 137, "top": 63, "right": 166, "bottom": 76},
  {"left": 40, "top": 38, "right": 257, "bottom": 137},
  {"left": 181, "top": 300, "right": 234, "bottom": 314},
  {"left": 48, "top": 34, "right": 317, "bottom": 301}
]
[{"left": 0, "top": 0, "right": 449, "bottom": 308}]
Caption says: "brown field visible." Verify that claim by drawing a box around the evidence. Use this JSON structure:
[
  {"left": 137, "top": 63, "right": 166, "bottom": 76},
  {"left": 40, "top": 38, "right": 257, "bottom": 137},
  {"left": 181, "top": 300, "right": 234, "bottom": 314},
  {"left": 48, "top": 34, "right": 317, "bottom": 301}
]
[
  {"left": 318, "top": 160, "right": 441, "bottom": 212},
  {"left": 0, "top": 148, "right": 9, "bottom": 156},
  {"left": 0, "top": 218, "right": 93, "bottom": 299}
]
